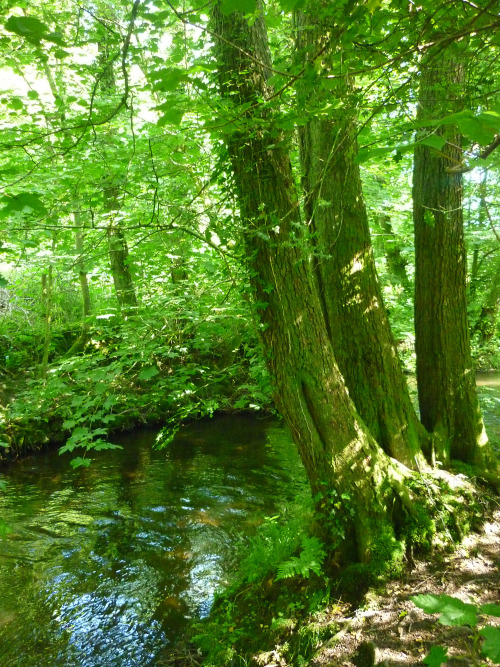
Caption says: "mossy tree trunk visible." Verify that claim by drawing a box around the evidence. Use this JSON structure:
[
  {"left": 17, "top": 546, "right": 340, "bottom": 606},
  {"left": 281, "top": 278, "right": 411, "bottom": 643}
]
[
  {"left": 211, "top": 2, "right": 418, "bottom": 564},
  {"left": 98, "top": 33, "right": 138, "bottom": 316},
  {"left": 379, "top": 215, "right": 412, "bottom": 295},
  {"left": 413, "top": 51, "right": 494, "bottom": 472},
  {"left": 295, "top": 8, "right": 429, "bottom": 468},
  {"left": 105, "top": 186, "right": 138, "bottom": 315},
  {"left": 40, "top": 265, "right": 53, "bottom": 378}
]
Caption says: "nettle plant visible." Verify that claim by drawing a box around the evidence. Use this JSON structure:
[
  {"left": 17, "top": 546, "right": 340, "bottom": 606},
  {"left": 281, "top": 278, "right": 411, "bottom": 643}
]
[{"left": 411, "top": 594, "right": 500, "bottom": 666}]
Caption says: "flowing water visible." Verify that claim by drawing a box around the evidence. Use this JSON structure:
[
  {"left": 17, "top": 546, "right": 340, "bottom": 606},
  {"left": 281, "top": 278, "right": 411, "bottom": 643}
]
[
  {"left": 1, "top": 376, "right": 499, "bottom": 666},
  {"left": 0, "top": 414, "right": 307, "bottom": 666}
]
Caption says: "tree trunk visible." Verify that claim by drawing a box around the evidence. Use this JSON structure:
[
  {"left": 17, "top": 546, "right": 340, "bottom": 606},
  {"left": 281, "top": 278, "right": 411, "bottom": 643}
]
[
  {"left": 76, "top": 228, "right": 92, "bottom": 325},
  {"left": 211, "top": 2, "right": 417, "bottom": 564},
  {"left": 379, "top": 215, "right": 412, "bottom": 294},
  {"left": 105, "top": 186, "right": 138, "bottom": 314},
  {"left": 295, "top": 9, "right": 428, "bottom": 468},
  {"left": 413, "top": 51, "right": 493, "bottom": 471},
  {"left": 40, "top": 265, "right": 53, "bottom": 378},
  {"left": 65, "top": 207, "right": 93, "bottom": 357},
  {"left": 98, "top": 34, "right": 138, "bottom": 316}
]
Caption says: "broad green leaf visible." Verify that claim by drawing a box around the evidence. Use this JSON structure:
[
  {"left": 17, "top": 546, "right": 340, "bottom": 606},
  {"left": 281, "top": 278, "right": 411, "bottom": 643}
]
[
  {"left": 418, "top": 135, "right": 447, "bottom": 151},
  {"left": 480, "top": 626, "right": 500, "bottom": 663},
  {"left": 220, "top": 0, "right": 257, "bottom": 14},
  {"left": 4, "top": 16, "right": 49, "bottom": 43},
  {"left": 91, "top": 440, "right": 122, "bottom": 452},
  {"left": 139, "top": 366, "right": 160, "bottom": 380},
  {"left": 480, "top": 604, "right": 500, "bottom": 618},
  {"left": 10, "top": 97, "right": 24, "bottom": 110},
  {"left": 157, "top": 107, "right": 184, "bottom": 126},
  {"left": 0, "top": 192, "right": 48, "bottom": 216},
  {"left": 151, "top": 67, "right": 189, "bottom": 92},
  {"left": 366, "top": 0, "right": 383, "bottom": 13},
  {"left": 0, "top": 479, "right": 7, "bottom": 491},
  {"left": 277, "top": 0, "right": 306, "bottom": 10},
  {"left": 456, "top": 116, "right": 497, "bottom": 145},
  {"left": 423, "top": 645, "right": 448, "bottom": 666},
  {"left": 70, "top": 457, "right": 91, "bottom": 469},
  {"left": 46, "top": 31, "right": 65, "bottom": 46},
  {"left": 411, "top": 594, "right": 477, "bottom": 626},
  {"left": 356, "top": 146, "right": 395, "bottom": 164}
]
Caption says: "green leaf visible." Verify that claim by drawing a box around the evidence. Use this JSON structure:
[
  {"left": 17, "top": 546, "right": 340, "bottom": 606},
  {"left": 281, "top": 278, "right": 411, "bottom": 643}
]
[
  {"left": 480, "top": 604, "right": 500, "bottom": 618},
  {"left": 356, "top": 145, "right": 395, "bottom": 164},
  {"left": 151, "top": 67, "right": 189, "bottom": 92},
  {"left": 91, "top": 440, "right": 122, "bottom": 452},
  {"left": 480, "top": 626, "right": 500, "bottom": 663},
  {"left": 423, "top": 645, "right": 448, "bottom": 666},
  {"left": 0, "top": 479, "right": 7, "bottom": 491},
  {"left": 10, "top": 97, "right": 24, "bottom": 110},
  {"left": 70, "top": 457, "right": 91, "bottom": 469},
  {"left": 418, "top": 135, "right": 447, "bottom": 151},
  {"left": 220, "top": 0, "right": 257, "bottom": 14},
  {"left": 411, "top": 594, "right": 477, "bottom": 626},
  {"left": 157, "top": 107, "right": 184, "bottom": 126},
  {"left": 0, "top": 192, "right": 48, "bottom": 216},
  {"left": 5, "top": 16, "right": 49, "bottom": 44},
  {"left": 277, "top": 0, "right": 306, "bottom": 10},
  {"left": 139, "top": 366, "right": 160, "bottom": 380}
]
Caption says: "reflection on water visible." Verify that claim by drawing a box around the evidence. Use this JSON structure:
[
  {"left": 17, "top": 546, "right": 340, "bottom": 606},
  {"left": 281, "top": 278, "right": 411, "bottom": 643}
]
[{"left": 0, "top": 415, "right": 307, "bottom": 666}]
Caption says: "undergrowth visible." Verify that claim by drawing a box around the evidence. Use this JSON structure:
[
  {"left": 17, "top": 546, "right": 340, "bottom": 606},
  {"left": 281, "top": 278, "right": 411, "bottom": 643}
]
[{"left": 189, "top": 495, "right": 338, "bottom": 667}]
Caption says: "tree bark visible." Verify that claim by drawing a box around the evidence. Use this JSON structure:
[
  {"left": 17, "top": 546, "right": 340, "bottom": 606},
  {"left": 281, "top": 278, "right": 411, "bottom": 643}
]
[
  {"left": 40, "top": 265, "right": 53, "bottom": 378},
  {"left": 379, "top": 215, "right": 412, "bottom": 294},
  {"left": 98, "top": 33, "right": 138, "bottom": 316},
  {"left": 105, "top": 186, "right": 138, "bottom": 315},
  {"left": 211, "top": 2, "right": 416, "bottom": 564},
  {"left": 296, "top": 9, "right": 428, "bottom": 467},
  {"left": 413, "top": 51, "right": 493, "bottom": 471}
]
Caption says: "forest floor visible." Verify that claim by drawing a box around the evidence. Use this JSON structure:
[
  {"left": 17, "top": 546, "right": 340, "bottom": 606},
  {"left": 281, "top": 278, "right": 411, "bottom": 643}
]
[{"left": 299, "top": 508, "right": 500, "bottom": 667}]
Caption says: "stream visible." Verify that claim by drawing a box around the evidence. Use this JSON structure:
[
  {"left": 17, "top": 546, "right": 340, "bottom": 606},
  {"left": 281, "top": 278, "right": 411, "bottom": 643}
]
[
  {"left": 0, "top": 375, "right": 499, "bottom": 666},
  {"left": 0, "top": 414, "right": 307, "bottom": 666}
]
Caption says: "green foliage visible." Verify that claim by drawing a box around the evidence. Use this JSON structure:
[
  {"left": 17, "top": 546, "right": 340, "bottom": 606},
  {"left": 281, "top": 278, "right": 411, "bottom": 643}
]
[
  {"left": 275, "top": 535, "right": 325, "bottom": 581},
  {"left": 238, "top": 497, "right": 323, "bottom": 584},
  {"left": 191, "top": 496, "right": 327, "bottom": 666},
  {"left": 313, "top": 484, "right": 355, "bottom": 546},
  {"left": 412, "top": 594, "right": 500, "bottom": 665}
]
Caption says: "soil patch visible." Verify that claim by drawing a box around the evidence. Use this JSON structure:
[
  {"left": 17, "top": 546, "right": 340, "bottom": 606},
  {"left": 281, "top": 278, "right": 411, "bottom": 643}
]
[{"left": 308, "top": 508, "right": 500, "bottom": 667}]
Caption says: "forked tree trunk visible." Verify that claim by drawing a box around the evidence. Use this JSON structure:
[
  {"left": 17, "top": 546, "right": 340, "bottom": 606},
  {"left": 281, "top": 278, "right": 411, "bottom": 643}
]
[
  {"left": 211, "top": 2, "right": 417, "bottom": 563},
  {"left": 296, "top": 8, "right": 429, "bottom": 468},
  {"left": 413, "top": 51, "right": 494, "bottom": 472}
]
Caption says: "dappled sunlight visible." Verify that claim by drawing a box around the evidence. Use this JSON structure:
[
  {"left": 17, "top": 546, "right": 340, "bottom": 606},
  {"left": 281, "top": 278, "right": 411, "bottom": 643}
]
[{"left": 363, "top": 296, "right": 380, "bottom": 315}]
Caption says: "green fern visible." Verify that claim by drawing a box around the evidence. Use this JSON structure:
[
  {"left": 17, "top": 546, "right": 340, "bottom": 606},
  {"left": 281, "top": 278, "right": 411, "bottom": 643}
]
[{"left": 275, "top": 535, "right": 326, "bottom": 581}]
